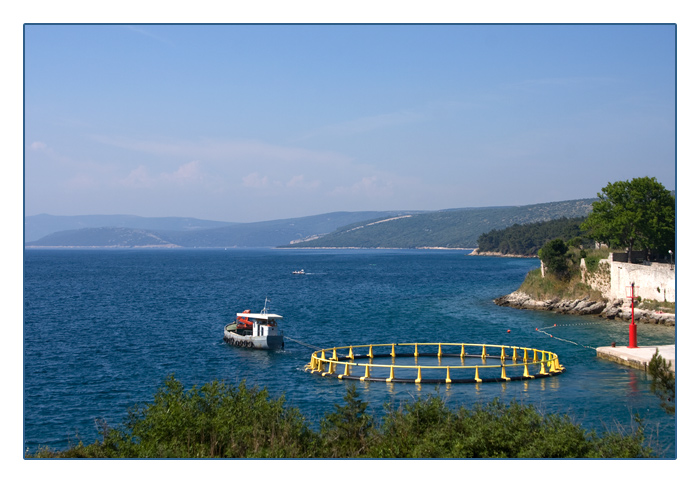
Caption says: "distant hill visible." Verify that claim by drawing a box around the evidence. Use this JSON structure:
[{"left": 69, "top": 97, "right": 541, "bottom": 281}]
[
  {"left": 287, "top": 199, "right": 596, "bottom": 249},
  {"left": 25, "top": 211, "right": 414, "bottom": 248},
  {"left": 24, "top": 214, "right": 235, "bottom": 242},
  {"left": 27, "top": 227, "right": 180, "bottom": 248},
  {"left": 25, "top": 200, "right": 596, "bottom": 249}
]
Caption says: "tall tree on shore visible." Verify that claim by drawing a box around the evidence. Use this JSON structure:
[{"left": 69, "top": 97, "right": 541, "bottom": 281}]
[
  {"left": 581, "top": 177, "right": 675, "bottom": 263},
  {"left": 537, "top": 238, "right": 570, "bottom": 279}
]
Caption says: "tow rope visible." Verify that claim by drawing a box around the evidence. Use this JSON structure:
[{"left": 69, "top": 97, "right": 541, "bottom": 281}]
[
  {"left": 285, "top": 336, "right": 323, "bottom": 351},
  {"left": 536, "top": 324, "right": 597, "bottom": 350}
]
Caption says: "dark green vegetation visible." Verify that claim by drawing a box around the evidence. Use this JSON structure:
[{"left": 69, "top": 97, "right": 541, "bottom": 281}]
[
  {"left": 649, "top": 351, "right": 676, "bottom": 415},
  {"left": 477, "top": 216, "right": 592, "bottom": 256},
  {"left": 29, "top": 376, "right": 655, "bottom": 458},
  {"left": 537, "top": 239, "right": 571, "bottom": 279},
  {"left": 581, "top": 177, "right": 675, "bottom": 263},
  {"left": 290, "top": 199, "right": 595, "bottom": 249}
]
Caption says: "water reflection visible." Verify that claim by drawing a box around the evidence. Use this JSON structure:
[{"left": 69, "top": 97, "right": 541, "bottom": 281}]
[{"left": 628, "top": 370, "right": 640, "bottom": 392}]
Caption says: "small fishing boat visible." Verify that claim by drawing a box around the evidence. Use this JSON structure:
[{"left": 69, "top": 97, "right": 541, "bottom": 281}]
[
  {"left": 292, "top": 269, "right": 305, "bottom": 274},
  {"left": 223, "top": 299, "right": 284, "bottom": 350}
]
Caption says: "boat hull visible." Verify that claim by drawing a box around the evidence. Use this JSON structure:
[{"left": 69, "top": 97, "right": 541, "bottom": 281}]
[{"left": 223, "top": 328, "right": 284, "bottom": 350}]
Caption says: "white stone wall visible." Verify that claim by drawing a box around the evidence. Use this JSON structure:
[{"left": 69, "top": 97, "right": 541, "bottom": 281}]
[
  {"left": 582, "top": 257, "right": 611, "bottom": 296},
  {"left": 608, "top": 253, "right": 675, "bottom": 302}
]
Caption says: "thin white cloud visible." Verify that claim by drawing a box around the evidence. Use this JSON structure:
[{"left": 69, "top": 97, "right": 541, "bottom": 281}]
[
  {"left": 162, "top": 160, "right": 204, "bottom": 185},
  {"left": 121, "top": 165, "right": 153, "bottom": 188},
  {"left": 286, "top": 175, "right": 320, "bottom": 189},
  {"left": 66, "top": 173, "right": 98, "bottom": 190},
  {"left": 120, "top": 161, "right": 206, "bottom": 188},
  {"left": 92, "top": 135, "right": 349, "bottom": 165},
  {"left": 242, "top": 172, "right": 269, "bottom": 188},
  {"left": 331, "top": 175, "right": 394, "bottom": 198},
  {"left": 122, "top": 26, "right": 174, "bottom": 46},
  {"left": 501, "top": 76, "right": 620, "bottom": 91},
  {"left": 300, "top": 109, "right": 426, "bottom": 140},
  {"left": 27, "top": 140, "right": 98, "bottom": 171}
]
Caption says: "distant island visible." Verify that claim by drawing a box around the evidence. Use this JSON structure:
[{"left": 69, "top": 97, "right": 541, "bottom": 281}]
[{"left": 25, "top": 199, "right": 595, "bottom": 249}]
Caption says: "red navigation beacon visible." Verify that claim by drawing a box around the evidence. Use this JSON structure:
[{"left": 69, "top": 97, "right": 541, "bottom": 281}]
[{"left": 626, "top": 283, "right": 638, "bottom": 348}]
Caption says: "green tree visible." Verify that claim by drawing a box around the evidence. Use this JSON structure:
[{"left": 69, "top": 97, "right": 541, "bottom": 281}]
[
  {"left": 103, "top": 375, "right": 317, "bottom": 458},
  {"left": 320, "top": 383, "right": 377, "bottom": 457},
  {"left": 581, "top": 177, "right": 675, "bottom": 263},
  {"left": 649, "top": 350, "right": 675, "bottom": 415},
  {"left": 538, "top": 238, "right": 570, "bottom": 279},
  {"left": 370, "top": 396, "right": 652, "bottom": 458}
]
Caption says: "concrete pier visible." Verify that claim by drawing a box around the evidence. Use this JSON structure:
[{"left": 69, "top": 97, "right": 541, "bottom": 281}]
[{"left": 596, "top": 344, "right": 675, "bottom": 372}]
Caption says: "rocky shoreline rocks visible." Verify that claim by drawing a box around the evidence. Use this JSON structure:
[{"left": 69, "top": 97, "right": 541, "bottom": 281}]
[
  {"left": 494, "top": 291, "right": 675, "bottom": 326},
  {"left": 469, "top": 250, "right": 536, "bottom": 258}
]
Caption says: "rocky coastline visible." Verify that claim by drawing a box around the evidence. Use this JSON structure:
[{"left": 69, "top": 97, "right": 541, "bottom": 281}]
[
  {"left": 469, "top": 250, "right": 536, "bottom": 258},
  {"left": 494, "top": 291, "right": 675, "bottom": 326}
]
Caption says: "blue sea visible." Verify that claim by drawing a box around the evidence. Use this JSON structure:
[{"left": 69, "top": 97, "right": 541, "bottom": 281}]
[{"left": 23, "top": 249, "right": 677, "bottom": 457}]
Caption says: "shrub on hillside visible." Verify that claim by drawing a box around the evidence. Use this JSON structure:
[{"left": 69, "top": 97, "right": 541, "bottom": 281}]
[{"left": 538, "top": 239, "right": 571, "bottom": 279}]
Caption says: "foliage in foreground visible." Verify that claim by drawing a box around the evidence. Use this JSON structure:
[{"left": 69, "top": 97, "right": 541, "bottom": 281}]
[
  {"left": 29, "top": 376, "right": 655, "bottom": 459},
  {"left": 649, "top": 350, "right": 676, "bottom": 415}
]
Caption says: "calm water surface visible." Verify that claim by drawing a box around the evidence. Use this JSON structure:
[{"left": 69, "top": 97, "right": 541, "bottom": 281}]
[{"left": 23, "top": 249, "right": 677, "bottom": 457}]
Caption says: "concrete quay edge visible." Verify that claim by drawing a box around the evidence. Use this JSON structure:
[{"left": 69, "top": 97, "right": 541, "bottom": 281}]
[{"left": 596, "top": 345, "right": 675, "bottom": 372}]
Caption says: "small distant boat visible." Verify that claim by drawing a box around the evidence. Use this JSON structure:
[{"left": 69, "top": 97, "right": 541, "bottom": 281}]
[
  {"left": 292, "top": 269, "right": 305, "bottom": 275},
  {"left": 223, "top": 299, "right": 284, "bottom": 350}
]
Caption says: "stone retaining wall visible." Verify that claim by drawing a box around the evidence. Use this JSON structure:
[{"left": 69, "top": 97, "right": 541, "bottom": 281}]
[{"left": 607, "top": 254, "right": 675, "bottom": 303}]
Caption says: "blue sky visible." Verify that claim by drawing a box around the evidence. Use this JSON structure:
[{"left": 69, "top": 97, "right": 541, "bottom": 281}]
[{"left": 24, "top": 24, "right": 676, "bottom": 223}]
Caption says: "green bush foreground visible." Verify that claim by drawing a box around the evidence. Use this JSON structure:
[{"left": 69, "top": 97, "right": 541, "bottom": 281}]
[{"left": 29, "top": 375, "right": 654, "bottom": 459}]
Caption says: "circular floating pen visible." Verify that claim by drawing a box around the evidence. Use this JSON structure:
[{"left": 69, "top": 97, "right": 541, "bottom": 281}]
[{"left": 304, "top": 342, "right": 565, "bottom": 384}]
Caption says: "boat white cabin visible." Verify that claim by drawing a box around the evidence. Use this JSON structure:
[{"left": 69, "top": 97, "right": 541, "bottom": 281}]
[{"left": 223, "top": 301, "right": 284, "bottom": 350}]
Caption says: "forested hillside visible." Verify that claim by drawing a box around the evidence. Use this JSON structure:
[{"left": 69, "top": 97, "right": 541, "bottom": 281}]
[
  {"left": 288, "top": 199, "right": 595, "bottom": 249},
  {"left": 475, "top": 217, "right": 592, "bottom": 256}
]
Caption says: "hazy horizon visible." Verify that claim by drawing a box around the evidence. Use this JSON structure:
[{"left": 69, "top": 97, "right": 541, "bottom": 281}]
[
  {"left": 26, "top": 195, "right": 605, "bottom": 225},
  {"left": 24, "top": 24, "right": 676, "bottom": 224}
]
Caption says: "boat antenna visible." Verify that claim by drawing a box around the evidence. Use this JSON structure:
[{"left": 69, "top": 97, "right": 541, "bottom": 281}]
[{"left": 263, "top": 297, "right": 270, "bottom": 314}]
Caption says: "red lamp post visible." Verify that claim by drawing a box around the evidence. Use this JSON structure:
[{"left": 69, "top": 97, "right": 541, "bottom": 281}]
[{"left": 628, "top": 282, "right": 638, "bottom": 348}]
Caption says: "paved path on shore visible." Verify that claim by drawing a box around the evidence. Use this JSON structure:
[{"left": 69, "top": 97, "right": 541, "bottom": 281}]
[{"left": 596, "top": 345, "right": 675, "bottom": 372}]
